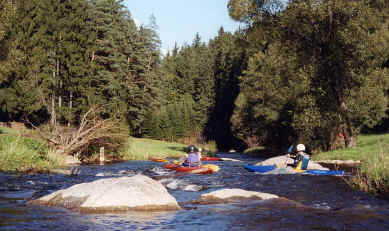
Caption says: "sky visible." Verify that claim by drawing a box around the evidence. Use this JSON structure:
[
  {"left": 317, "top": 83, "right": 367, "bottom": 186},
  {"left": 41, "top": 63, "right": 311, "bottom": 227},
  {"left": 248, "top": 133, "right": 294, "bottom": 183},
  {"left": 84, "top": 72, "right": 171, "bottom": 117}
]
[{"left": 123, "top": 0, "right": 242, "bottom": 54}]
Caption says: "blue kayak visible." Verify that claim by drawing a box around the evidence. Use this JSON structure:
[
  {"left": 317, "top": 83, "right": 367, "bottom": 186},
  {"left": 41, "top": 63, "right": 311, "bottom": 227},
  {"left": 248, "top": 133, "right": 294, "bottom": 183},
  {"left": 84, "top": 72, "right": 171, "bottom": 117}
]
[
  {"left": 244, "top": 164, "right": 277, "bottom": 173},
  {"left": 244, "top": 164, "right": 344, "bottom": 176},
  {"left": 304, "top": 169, "right": 344, "bottom": 176}
]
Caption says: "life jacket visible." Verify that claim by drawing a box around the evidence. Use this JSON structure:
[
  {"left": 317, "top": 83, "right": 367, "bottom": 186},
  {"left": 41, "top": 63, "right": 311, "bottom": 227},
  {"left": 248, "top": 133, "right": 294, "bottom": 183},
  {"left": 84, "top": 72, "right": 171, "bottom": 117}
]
[
  {"left": 183, "top": 152, "right": 200, "bottom": 167},
  {"left": 295, "top": 152, "right": 310, "bottom": 170}
]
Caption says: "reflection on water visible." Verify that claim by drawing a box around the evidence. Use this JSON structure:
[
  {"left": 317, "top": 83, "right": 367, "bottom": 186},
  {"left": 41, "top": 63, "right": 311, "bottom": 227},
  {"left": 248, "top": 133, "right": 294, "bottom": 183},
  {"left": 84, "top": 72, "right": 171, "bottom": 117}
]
[{"left": 0, "top": 153, "right": 388, "bottom": 230}]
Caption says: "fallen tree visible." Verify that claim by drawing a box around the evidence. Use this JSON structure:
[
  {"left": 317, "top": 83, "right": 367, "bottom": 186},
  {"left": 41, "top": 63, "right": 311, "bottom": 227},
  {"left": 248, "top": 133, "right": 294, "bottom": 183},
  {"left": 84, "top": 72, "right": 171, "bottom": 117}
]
[{"left": 30, "top": 107, "right": 128, "bottom": 162}]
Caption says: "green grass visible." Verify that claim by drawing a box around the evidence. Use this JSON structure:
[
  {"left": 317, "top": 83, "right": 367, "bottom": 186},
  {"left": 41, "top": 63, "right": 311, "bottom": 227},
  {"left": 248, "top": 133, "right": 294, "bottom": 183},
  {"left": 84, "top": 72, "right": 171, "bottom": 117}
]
[
  {"left": 119, "top": 137, "right": 188, "bottom": 160},
  {"left": 0, "top": 134, "right": 64, "bottom": 172},
  {"left": 119, "top": 137, "right": 217, "bottom": 161},
  {"left": 314, "top": 133, "right": 389, "bottom": 196},
  {"left": 312, "top": 133, "right": 389, "bottom": 161},
  {"left": 348, "top": 149, "right": 389, "bottom": 195}
]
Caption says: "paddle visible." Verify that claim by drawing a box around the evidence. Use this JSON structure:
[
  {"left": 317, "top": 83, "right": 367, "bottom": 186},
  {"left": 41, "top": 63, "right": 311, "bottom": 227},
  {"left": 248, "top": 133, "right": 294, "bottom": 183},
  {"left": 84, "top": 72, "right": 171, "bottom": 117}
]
[{"left": 219, "top": 157, "right": 242, "bottom": 162}]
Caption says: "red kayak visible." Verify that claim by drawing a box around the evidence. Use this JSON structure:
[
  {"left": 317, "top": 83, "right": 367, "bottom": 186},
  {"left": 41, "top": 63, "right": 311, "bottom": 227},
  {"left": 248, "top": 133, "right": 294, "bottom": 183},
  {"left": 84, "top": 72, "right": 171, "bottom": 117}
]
[
  {"left": 164, "top": 163, "right": 213, "bottom": 174},
  {"left": 164, "top": 163, "right": 179, "bottom": 170},
  {"left": 201, "top": 156, "right": 220, "bottom": 161}
]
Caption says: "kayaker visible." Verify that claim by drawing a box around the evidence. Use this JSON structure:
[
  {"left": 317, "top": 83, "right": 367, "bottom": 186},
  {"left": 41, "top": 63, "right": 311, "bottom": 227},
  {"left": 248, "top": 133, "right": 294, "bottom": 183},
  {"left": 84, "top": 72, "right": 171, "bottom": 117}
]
[
  {"left": 183, "top": 145, "right": 201, "bottom": 167},
  {"left": 287, "top": 143, "right": 310, "bottom": 170}
]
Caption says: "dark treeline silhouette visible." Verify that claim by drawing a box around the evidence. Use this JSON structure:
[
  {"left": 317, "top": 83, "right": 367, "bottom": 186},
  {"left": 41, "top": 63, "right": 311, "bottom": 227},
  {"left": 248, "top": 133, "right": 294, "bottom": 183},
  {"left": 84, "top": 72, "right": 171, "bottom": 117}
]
[{"left": 0, "top": 0, "right": 388, "bottom": 152}]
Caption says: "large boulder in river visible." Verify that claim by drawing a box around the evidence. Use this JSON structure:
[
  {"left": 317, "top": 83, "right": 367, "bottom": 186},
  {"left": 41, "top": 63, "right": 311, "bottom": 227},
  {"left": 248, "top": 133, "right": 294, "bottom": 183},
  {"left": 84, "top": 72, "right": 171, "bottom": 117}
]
[
  {"left": 256, "top": 155, "right": 329, "bottom": 171},
  {"left": 197, "top": 188, "right": 278, "bottom": 204},
  {"left": 29, "top": 174, "right": 181, "bottom": 212}
]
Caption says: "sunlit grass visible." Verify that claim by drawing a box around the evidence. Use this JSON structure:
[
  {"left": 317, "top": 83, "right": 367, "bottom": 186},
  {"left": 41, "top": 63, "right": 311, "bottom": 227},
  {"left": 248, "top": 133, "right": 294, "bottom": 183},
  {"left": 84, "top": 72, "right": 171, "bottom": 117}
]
[
  {"left": 314, "top": 133, "right": 389, "bottom": 196},
  {"left": 312, "top": 133, "right": 389, "bottom": 161},
  {"left": 348, "top": 148, "right": 389, "bottom": 196},
  {"left": 119, "top": 137, "right": 188, "bottom": 160},
  {"left": 0, "top": 135, "right": 63, "bottom": 172},
  {"left": 119, "top": 137, "right": 218, "bottom": 160}
]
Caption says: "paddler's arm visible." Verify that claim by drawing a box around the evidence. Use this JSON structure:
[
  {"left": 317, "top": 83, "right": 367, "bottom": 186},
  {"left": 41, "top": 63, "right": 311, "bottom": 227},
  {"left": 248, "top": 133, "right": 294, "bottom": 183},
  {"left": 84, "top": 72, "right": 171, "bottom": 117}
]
[
  {"left": 286, "top": 144, "right": 297, "bottom": 159},
  {"left": 177, "top": 154, "right": 188, "bottom": 165}
]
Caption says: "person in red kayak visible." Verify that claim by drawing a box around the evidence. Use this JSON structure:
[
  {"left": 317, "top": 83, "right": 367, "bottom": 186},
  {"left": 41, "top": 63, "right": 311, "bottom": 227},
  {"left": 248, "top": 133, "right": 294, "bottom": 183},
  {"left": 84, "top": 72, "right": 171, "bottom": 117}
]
[{"left": 183, "top": 145, "right": 201, "bottom": 167}]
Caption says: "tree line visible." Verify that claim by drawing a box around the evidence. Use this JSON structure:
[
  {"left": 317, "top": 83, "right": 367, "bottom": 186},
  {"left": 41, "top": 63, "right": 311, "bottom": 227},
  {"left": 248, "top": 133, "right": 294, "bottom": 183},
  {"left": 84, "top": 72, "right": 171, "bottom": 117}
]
[
  {"left": 0, "top": 0, "right": 160, "bottom": 137},
  {"left": 1, "top": 0, "right": 388, "bottom": 152}
]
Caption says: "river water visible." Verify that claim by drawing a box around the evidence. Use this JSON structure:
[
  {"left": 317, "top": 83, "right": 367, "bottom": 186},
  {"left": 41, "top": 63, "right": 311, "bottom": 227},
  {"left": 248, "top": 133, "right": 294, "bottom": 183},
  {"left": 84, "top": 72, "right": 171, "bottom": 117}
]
[{"left": 0, "top": 152, "right": 388, "bottom": 231}]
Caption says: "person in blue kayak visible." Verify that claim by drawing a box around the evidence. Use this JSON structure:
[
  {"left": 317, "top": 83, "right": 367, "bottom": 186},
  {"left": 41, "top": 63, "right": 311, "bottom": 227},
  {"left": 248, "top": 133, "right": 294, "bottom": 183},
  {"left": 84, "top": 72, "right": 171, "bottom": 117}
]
[
  {"left": 182, "top": 144, "right": 201, "bottom": 167},
  {"left": 286, "top": 143, "right": 310, "bottom": 170}
]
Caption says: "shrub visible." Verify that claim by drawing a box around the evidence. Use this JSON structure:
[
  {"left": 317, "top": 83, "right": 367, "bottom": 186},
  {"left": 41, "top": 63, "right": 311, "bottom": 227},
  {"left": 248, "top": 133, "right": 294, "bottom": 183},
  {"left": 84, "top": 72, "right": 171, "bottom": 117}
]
[{"left": 0, "top": 135, "right": 61, "bottom": 172}]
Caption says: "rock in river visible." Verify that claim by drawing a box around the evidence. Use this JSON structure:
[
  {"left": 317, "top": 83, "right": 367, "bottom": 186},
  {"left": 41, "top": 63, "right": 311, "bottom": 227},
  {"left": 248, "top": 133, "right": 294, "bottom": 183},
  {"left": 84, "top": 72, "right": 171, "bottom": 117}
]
[
  {"left": 198, "top": 188, "right": 279, "bottom": 204},
  {"left": 29, "top": 174, "right": 181, "bottom": 213}
]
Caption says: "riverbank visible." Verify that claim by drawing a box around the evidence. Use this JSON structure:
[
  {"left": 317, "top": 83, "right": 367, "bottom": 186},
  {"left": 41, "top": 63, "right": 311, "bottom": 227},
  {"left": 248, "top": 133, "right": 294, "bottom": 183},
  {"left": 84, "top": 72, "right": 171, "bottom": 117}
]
[
  {"left": 313, "top": 134, "right": 389, "bottom": 198},
  {"left": 1, "top": 125, "right": 388, "bottom": 197},
  {"left": 120, "top": 137, "right": 216, "bottom": 160},
  {"left": 0, "top": 125, "right": 214, "bottom": 172}
]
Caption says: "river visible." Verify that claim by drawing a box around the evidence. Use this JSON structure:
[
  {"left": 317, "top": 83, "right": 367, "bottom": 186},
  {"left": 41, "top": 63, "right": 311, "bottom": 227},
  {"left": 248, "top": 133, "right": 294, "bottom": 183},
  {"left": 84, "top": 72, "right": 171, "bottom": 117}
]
[{"left": 1, "top": 152, "right": 388, "bottom": 230}]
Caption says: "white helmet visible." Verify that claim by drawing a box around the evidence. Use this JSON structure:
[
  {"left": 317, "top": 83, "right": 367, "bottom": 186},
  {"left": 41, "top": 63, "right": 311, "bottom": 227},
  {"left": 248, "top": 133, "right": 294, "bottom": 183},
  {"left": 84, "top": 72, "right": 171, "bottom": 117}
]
[{"left": 296, "top": 144, "right": 305, "bottom": 152}]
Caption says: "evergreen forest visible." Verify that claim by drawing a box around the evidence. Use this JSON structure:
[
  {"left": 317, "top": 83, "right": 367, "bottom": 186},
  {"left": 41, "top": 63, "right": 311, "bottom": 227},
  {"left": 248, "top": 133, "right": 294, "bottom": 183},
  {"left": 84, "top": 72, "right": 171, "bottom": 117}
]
[{"left": 1, "top": 0, "right": 388, "bottom": 152}]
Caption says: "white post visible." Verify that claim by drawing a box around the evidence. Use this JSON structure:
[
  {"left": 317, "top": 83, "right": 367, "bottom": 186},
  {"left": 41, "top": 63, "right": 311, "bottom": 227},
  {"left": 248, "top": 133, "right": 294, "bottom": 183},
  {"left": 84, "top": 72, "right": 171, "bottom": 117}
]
[{"left": 100, "top": 147, "right": 105, "bottom": 165}]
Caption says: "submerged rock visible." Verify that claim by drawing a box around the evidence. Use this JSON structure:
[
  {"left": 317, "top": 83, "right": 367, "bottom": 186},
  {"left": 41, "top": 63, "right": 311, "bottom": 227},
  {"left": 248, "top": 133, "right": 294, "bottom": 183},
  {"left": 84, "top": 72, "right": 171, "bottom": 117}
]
[
  {"left": 197, "top": 188, "right": 278, "bottom": 204},
  {"left": 29, "top": 174, "right": 181, "bottom": 213}
]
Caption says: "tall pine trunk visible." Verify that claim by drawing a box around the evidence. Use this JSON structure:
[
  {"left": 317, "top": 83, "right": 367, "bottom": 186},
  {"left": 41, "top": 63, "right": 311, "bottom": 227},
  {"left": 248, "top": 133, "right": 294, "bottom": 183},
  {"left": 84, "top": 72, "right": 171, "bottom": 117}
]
[
  {"left": 51, "top": 93, "right": 56, "bottom": 126},
  {"left": 68, "top": 91, "right": 72, "bottom": 127}
]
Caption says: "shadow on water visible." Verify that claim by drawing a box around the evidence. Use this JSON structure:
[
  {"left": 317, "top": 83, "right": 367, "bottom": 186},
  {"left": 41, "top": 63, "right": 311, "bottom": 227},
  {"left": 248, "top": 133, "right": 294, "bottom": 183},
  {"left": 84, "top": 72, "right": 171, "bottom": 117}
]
[{"left": 0, "top": 152, "right": 388, "bottom": 230}]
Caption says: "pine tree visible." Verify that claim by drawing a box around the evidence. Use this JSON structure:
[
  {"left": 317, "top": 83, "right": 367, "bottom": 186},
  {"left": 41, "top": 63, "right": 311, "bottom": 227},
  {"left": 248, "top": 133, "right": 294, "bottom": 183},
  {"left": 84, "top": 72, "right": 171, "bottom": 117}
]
[
  {"left": 52, "top": 0, "right": 94, "bottom": 125},
  {"left": 1, "top": 0, "right": 59, "bottom": 123},
  {"left": 87, "top": 0, "right": 161, "bottom": 136}
]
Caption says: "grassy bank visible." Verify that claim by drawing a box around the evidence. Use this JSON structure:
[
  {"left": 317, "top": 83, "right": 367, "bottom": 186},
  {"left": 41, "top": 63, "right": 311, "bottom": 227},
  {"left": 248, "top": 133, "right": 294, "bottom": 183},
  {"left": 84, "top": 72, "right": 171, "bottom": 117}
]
[
  {"left": 0, "top": 125, "right": 216, "bottom": 171},
  {"left": 0, "top": 127, "right": 64, "bottom": 172},
  {"left": 314, "top": 134, "right": 389, "bottom": 197},
  {"left": 312, "top": 134, "right": 389, "bottom": 162},
  {"left": 119, "top": 137, "right": 216, "bottom": 160},
  {"left": 119, "top": 137, "right": 188, "bottom": 160}
]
